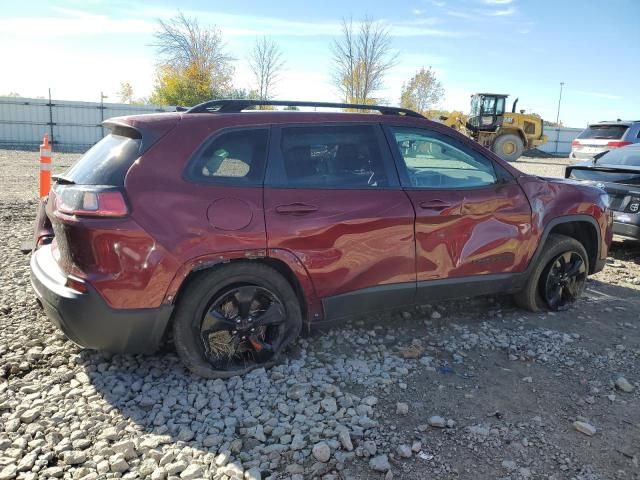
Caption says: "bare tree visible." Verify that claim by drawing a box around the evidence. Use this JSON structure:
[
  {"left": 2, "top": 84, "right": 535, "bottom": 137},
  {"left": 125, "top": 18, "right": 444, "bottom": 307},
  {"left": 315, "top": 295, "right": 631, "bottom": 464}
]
[
  {"left": 248, "top": 36, "right": 285, "bottom": 101},
  {"left": 331, "top": 17, "right": 398, "bottom": 104},
  {"left": 152, "top": 11, "right": 234, "bottom": 96},
  {"left": 400, "top": 67, "right": 445, "bottom": 113}
]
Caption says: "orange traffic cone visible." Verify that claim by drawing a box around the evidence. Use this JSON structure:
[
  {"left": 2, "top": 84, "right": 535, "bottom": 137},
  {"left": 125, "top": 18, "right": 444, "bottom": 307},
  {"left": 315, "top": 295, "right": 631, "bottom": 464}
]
[{"left": 39, "top": 134, "right": 52, "bottom": 198}]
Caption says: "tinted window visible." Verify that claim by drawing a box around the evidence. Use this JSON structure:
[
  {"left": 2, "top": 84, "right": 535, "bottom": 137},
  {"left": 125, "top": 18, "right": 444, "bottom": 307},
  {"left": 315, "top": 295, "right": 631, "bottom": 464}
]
[
  {"left": 187, "top": 129, "right": 268, "bottom": 185},
  {"left": 578, "top": 125, "right": 629, "bottom": 140},
  {"left": 390, "top": 127, "right": 497, "bottom": 189},
  {"left": 63, "top": 134, "right": 141, "bottom": 186},
  {"left": 597, "top": 147, "right": 640, "bottom": 167},
  {"left": 275, "top": 125, "right": 389, "bottom": 188}
]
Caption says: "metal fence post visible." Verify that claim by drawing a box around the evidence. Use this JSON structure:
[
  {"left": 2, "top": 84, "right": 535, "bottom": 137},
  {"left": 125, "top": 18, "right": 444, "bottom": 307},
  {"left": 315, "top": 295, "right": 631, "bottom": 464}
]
[{"left": 47, "top": 88, "right": 54, "bottom": 146}]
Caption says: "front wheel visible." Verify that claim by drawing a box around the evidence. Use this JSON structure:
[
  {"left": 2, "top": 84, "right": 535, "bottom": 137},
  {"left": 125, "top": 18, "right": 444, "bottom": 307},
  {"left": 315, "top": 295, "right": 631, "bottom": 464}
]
[
  {"left": 492, "top": 133, "right": 524, "bottom": 162},
  {"left": 172, "top": 263, "right": 302, "bottom": 378},
  {"left": 513, "top": 234, "right": 589, "bottom": 312}
]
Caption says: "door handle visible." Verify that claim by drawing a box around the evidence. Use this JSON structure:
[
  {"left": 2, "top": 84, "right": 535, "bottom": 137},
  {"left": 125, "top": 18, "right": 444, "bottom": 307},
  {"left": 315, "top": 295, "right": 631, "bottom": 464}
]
[
  {"left": 419, "top": 200, "right": 452, "bottom": 210},
  {"left": 275, "top": 203, "right": 318, "bottom": 215}
]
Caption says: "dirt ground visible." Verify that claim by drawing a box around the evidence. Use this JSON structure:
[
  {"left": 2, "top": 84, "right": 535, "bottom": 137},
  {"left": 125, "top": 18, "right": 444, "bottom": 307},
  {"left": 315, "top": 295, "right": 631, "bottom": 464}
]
[{"left": 0, "top": 150, "right": 638, "bottom": 480}]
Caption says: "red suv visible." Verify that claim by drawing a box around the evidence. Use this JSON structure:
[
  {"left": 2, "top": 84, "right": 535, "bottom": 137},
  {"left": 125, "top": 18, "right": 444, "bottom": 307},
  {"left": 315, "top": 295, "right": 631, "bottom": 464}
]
[{"left": 30, "top": 100, "right": 613, "bottom": 378}]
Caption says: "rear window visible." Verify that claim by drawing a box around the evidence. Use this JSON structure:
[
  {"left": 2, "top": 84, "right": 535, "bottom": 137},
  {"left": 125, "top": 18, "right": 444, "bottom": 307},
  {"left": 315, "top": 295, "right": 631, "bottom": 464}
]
[
  {"left": 597, "top": 147, "right": 640, "bottom": 167},
  {"left": 577, "top": 125, "right": 629, "bottom": 140},
  {"left": 63, "top": 133, "right": 141, "bottom": 185},
  {"left": 184, "top": 128, "right": 269, "bottom": 185}
]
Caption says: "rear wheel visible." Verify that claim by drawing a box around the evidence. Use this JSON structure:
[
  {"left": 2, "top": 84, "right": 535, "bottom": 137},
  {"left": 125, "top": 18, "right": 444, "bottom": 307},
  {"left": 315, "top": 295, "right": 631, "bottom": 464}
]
[
  {"left": 492, "top": 133, "right": 524, "bottom": 162},
  {"left": 513, "top": 234, "right": 589, "bottom": 312},
  {"left": 172, "top": 263, "right": 302, "bottom": 378}
]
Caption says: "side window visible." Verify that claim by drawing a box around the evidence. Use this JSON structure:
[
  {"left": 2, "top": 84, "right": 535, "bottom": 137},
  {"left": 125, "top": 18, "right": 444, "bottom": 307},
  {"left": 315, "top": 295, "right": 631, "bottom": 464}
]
[
  {"left": 273, "top": 125, "right": 390, "bottom": 188},
  {"left": 186, "top": 128, "right": 268, "bottom": 185},
  {"left": 390, "top": 127, "right": 498, "bottom": 189}
]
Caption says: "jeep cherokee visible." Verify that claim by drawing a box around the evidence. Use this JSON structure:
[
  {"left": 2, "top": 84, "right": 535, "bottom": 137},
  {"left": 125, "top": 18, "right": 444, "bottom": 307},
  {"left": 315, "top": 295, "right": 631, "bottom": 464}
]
[{"left": 30, "top": 99, "right": 613, "bottom": 378}]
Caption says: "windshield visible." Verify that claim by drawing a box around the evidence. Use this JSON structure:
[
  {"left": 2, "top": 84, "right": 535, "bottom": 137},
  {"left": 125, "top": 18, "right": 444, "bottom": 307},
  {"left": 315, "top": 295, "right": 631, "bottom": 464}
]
[
  {"left": 597, "top": 147, "right": 640, "bottom": 167},
  {"left": 470, "top": 95, "right": 481, "bottom": 117},
  {"left": 63, "top": 134, "right": 141, "bottom": 185},
  {"left": 578, "top": 125, "right": 629, "bottom": 140}
]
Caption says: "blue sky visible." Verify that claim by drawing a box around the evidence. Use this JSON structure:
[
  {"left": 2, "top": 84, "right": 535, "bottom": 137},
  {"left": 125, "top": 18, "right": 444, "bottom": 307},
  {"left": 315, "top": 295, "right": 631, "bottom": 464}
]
[{"left": 0, "top": 0, "right": 638, "bottom": 127}]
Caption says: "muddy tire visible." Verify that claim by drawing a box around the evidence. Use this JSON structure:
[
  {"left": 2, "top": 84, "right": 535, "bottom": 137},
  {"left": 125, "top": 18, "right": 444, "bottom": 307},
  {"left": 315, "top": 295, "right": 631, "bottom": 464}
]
[
  {"left": 514, "top": 234, "right": 589, "bottom": 312},
  {"left": 172, "top": 262, "right": 302, "bottom": 378},
  {"left": 492, "top": 133, "right": 524, "bottom": 162}
]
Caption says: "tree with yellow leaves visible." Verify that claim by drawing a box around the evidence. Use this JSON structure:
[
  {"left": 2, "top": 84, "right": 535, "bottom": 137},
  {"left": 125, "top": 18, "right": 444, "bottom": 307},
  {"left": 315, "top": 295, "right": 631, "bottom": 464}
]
[
  {"left": 150, "top": 12, "right": 234, "bottom": 107},
  {"left": 400, "top": 67, "right": 445, "bottom": 114}
]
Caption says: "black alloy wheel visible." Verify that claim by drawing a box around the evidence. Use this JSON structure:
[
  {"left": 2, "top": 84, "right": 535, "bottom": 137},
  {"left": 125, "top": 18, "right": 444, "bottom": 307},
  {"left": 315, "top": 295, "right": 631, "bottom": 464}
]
[
  {"left": 541, "top": 251, "right": 587, "bottom": 311},
  {"left": 200, "top": 285, "right": 287, "bottom": 371}
]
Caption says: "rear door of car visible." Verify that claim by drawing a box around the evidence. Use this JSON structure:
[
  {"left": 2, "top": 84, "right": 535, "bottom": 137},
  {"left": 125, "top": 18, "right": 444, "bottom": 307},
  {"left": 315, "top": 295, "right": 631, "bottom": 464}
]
[
  {"left": 264, "top": 122, "right": 416, "bottom": 319},
  {"left": 383, "top": 125, "right": 533, "bottom": 293}
]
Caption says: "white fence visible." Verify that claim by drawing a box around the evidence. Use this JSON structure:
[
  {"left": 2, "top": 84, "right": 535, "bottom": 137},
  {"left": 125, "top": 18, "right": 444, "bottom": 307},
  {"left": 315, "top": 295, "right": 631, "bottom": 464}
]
[
  {"left": 1, "top": 96, "right": 584, "bottom": 156},
  {"left": 0, "top": 96, "right": 173, "bottom": 150},
  {"left": 538, "top": 127, "right": 582, "bottom": 155}
]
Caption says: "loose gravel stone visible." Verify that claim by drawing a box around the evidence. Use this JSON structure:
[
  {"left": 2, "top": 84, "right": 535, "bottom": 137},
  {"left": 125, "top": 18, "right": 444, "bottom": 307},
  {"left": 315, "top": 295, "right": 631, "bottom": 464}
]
[
  {"left": 397, "top": 444, "right": 412, "bottom": 458},
  {"left": 312, "top": 441, "right": 331, "bottom": 462},
  {"left": 0, "top": 465, "right": 17, "bottom": 480},
  {"left": 180, "top": 464, "right": 204, "bottom": 479},
  {"left": 369, "top": 454, "right": 391, "bottom": 472},
  {"left": 574, "top": 421, "right": 597, "bottom": 436},
  {"left": 63, "top": 450, "right": 87, "bottom": 465},
  {"left": 396, "top": 402, "right": 408, "bottom": 415},
  {"left": 428, "top": 415, "right": 446, "bottom": 428},
  {"left": 339, "top": 429, "right": 354, "bottom": 451},
  {"left": 615, "top": 377, "right": 634, "bottom": 393}
]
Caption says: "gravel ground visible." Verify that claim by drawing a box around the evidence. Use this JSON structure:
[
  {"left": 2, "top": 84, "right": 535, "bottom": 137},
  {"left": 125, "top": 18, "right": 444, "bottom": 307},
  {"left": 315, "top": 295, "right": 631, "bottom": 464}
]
[{"left": 0, "top": 149, "right": 639, "bottom": 480}]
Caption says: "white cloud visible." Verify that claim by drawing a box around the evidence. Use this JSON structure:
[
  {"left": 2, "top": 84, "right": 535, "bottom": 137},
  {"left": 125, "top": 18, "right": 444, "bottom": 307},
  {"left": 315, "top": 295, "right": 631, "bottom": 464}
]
[
  {"left": 412, "top": 8, "right": 426, "bottom": 15},
  {"left": 445, "top": 10, "right": 474, "bottom": 19},
  {"left": 484, "top": 7, "right": 517, "bottom": 16},
  {"left": 0, "top": 10, "right": 154, "bottom": 37},
  {"left": 571, "top": 90, "right": 622, "bottom": 100}
]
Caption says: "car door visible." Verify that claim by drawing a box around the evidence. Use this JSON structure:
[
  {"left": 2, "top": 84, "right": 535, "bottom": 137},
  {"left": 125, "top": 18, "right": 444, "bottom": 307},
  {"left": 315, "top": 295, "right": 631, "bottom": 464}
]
[
  {"left": 264, "top": 122, "right": 416, "bottom": 320},
  {"left": 384, "top": 125, "right": 533, "bottom": 287}
]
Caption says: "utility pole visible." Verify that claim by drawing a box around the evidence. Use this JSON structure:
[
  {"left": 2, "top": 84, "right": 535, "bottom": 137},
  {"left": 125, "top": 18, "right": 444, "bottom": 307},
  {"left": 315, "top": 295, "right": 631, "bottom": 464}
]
[
  {"left": 555, "top": 82, "right": 565, "bottom": 154},
  {"left": 555, "top": 82, "right": 564, "bottom": 126}
]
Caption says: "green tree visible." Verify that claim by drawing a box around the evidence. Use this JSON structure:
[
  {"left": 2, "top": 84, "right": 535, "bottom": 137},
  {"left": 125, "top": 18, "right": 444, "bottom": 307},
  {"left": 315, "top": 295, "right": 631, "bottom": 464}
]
[
  {"left": 150, "top": 64, "right": 217, "bottom": 107},
  {"left": 400, "top": 67, "right": 445, "bottom": 114},
  {"left": 150, "top": 11, "right": 233, "bottom": 106}
]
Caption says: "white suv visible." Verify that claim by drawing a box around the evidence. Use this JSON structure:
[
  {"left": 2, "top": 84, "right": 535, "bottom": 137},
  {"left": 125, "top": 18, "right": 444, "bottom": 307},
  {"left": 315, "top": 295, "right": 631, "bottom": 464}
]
[{"left": 571, "top": 120, "right": 640, "bottom": 160}]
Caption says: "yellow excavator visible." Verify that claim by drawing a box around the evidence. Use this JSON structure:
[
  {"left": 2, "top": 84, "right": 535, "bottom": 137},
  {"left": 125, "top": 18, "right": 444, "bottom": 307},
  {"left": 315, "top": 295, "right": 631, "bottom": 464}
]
[{"left": 434, "top": 93, "right": 547, "bottom": 162}]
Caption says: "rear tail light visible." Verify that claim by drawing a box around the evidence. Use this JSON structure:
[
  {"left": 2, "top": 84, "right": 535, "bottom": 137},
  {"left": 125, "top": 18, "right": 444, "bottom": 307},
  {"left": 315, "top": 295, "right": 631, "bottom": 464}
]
[
  {"left": 54, "top": 186, "right": 128, "bottom": 217},
  {"left": 571, "top": 139, "right": 580, "bottom": 146},
  {"left": 606, "top": 141, "right": 633, "bottom": 148},
  {"left": 65, "top": 274, "right": 87, "bottom": 293}
]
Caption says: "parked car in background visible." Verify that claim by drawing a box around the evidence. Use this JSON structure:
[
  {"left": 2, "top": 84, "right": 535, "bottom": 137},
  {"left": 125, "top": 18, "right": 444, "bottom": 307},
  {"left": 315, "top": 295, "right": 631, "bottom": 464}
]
[
  {"left": 566, "top": 144, "right": 640, "bottom": 241},
  {"left": 570, "top": 120, "right": 640, "bottom": 160},
  {"left": 30, "top": 99, "right": 612, "bottom": 378}
]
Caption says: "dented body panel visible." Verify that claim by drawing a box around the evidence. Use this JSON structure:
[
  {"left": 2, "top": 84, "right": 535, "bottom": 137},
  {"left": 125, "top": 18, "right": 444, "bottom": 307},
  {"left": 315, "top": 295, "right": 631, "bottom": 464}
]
[{"left": 30, "top": 109, "right": 612, "bottom": 354}]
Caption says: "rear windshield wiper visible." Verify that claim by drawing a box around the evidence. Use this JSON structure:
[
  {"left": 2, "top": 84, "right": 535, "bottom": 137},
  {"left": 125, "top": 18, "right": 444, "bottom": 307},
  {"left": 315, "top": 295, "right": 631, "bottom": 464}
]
[{"left": 52, "top": 175, "right": 75, "bottom": 185}]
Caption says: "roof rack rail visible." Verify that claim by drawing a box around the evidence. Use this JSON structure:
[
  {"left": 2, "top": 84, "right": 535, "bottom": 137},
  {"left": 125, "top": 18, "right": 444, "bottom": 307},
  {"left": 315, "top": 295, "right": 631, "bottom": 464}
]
[{"left": 185, "top": 99, "right": 424, "bottom": 118}]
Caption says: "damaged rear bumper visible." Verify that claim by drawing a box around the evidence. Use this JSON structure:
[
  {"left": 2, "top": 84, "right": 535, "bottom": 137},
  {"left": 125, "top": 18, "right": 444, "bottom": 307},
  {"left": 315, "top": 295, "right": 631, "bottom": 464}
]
[{"left": 30, "top": 245, "right": 173, "bottom": 354}]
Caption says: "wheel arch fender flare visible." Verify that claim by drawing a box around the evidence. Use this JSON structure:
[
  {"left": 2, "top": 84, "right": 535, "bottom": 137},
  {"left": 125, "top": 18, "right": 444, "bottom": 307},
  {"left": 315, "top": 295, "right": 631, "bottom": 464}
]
[
  {"left": 526, "top": 214, "right": 602, "bottom": 275},
  {"left": 162, "top": 248, "right": 322, "bottom": 324}
]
